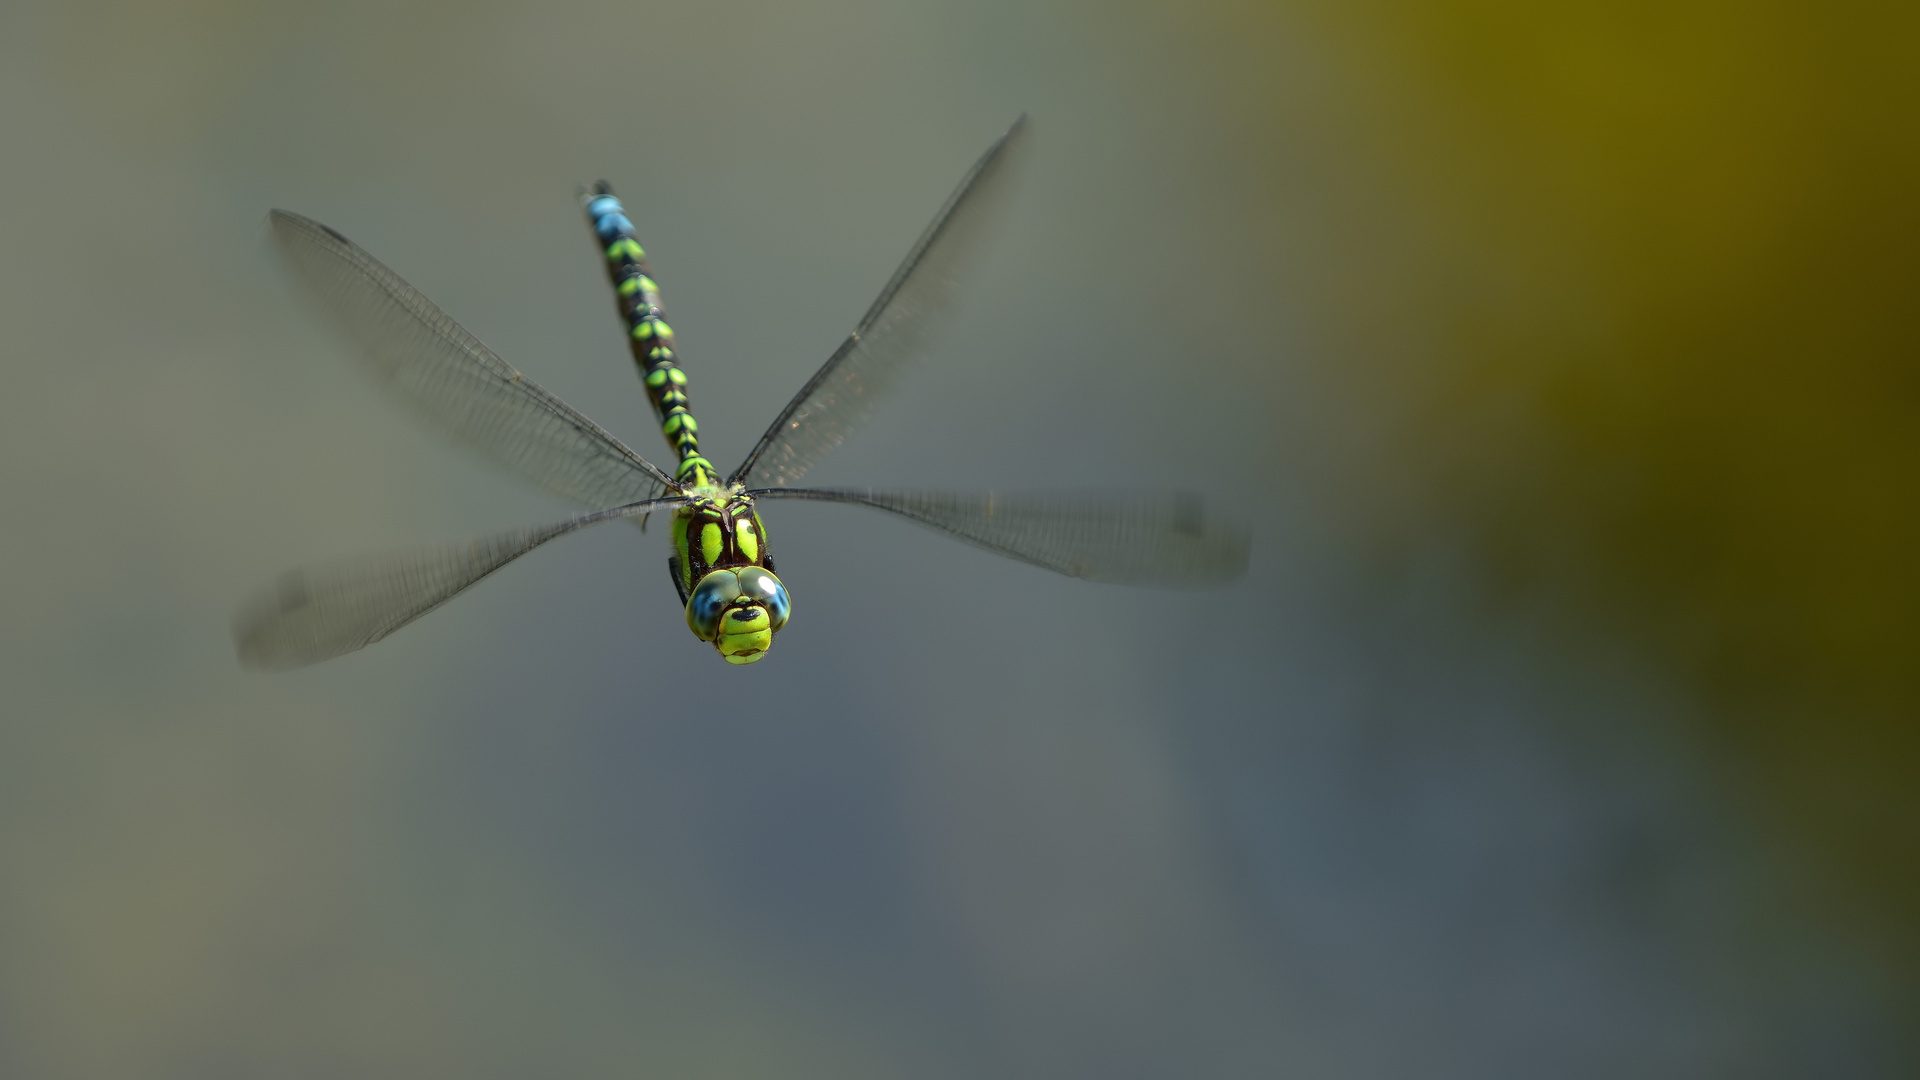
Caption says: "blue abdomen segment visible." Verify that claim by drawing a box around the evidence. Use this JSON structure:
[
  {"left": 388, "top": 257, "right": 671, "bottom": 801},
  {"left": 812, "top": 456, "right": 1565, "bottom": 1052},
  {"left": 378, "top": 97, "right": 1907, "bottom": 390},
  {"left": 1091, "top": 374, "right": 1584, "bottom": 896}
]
[{"left": 584, "top": 186, "right": 714, "bottom": 486}]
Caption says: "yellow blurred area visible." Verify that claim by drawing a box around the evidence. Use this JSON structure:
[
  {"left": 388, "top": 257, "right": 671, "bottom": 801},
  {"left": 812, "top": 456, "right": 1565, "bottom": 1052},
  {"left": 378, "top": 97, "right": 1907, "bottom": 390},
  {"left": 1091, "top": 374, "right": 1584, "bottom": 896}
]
[{"left": 1221, "top": 0, "right": 1920, "bottom": 952}]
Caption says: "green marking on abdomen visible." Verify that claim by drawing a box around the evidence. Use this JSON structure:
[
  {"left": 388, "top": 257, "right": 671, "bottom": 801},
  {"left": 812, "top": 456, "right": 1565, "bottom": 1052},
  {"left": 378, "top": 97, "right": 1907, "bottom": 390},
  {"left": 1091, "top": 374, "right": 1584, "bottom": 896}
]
[{"left": 584, "top": 186, "right": 711, "bottom": 482}]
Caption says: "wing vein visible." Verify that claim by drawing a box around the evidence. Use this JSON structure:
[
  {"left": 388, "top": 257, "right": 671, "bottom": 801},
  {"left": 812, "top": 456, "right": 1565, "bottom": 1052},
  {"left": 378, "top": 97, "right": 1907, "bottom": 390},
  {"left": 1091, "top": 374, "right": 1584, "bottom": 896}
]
[
  {"left": 731, "top": 116, "right": 1029, "bottom": 488},
  {"left": 751, "top": 487, "right": 1249, "bottom": 586},
  {"left": 234, "top": 498, "right": 684, "bottom": 670},
  {"left": 270, "top": 211, "right": 678, "bottom": 507}
]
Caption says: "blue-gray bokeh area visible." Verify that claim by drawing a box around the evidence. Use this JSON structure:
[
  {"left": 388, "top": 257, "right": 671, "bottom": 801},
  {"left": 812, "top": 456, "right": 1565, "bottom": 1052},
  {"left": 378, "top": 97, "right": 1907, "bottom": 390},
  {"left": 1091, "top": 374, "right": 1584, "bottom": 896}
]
[{"left": 0, "top": 1, "right": 1900, "bottom": 1077}]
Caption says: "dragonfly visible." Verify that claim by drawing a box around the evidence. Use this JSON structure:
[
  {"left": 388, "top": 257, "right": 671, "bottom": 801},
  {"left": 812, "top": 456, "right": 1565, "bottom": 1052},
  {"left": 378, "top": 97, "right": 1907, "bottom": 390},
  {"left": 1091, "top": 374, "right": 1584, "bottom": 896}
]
[{"left": 233, "top": 117, "right": 1248, "bottom": 669}]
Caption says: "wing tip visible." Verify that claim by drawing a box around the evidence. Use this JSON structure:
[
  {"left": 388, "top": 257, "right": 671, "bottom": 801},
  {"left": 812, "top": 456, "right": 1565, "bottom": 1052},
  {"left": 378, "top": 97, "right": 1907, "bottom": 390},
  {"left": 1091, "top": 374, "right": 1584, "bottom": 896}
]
[
  {"left": 266, "top": 208, "right": 352, "bottom": 249},
  {"left": 230, "top": 570, "right": 334, "bottom": 672},
  {"left": 995, "top": 114, "right": 1031, "bottom": 158},
  {"left": 230, "top": 623, "right": 318, "bottom": 673}
]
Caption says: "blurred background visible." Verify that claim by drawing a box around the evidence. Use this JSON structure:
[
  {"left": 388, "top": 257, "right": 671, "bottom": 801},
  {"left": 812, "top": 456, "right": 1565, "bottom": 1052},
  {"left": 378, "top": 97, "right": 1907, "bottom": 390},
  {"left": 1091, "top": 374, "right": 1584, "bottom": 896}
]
[{"left": 1, "top": 0, "right": 1915, "bottom": 1076}]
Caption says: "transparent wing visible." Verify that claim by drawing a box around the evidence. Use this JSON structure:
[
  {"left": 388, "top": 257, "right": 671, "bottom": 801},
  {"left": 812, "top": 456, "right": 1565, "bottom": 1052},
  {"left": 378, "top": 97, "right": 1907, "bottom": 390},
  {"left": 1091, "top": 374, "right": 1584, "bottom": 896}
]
[
  {"left": 731, "top": 116, "right": 1029, "bottom": 489},
  {"left": 234, "top": 498, "right": 682, "bottom": 670},
  {"left": 753, "top": 488, "right": 1249, "bottom": 586},
  {"left": 271, "top": 210, "right": 678, "bottom": 507}
]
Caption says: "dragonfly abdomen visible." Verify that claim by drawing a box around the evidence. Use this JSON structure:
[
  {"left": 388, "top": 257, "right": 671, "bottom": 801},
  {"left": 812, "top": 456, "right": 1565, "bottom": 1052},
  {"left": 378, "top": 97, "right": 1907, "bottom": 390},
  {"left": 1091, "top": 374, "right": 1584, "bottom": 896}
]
[{"left": 583, "top": 185, "right": 717, "bottom": 487}]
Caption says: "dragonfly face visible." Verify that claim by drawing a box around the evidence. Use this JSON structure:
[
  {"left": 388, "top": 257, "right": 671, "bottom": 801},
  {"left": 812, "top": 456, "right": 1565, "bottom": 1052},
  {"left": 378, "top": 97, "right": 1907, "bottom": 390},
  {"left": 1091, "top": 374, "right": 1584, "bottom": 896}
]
[
  {"left": 685, "top": 564, "right": 791, "bottom": 664},
  {"left": 673, "top": 493, "right": 789, "bottom": 663}
]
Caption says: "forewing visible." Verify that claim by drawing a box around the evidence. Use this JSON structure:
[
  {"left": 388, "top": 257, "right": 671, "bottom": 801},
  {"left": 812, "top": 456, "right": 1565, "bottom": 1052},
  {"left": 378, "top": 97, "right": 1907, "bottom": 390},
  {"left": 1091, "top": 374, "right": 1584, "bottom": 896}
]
[
  {"left": 271, "top": 211, "right": 677, "bottom": 506},
  {"left": 754, "top": 488, "right": 1249, "bottom": 586},
  {"left": 234, "top": 499, "right": 680, "bottom": 670},
  {"left": 732, "top": 116, "right": 1029, "bottom": 489}
]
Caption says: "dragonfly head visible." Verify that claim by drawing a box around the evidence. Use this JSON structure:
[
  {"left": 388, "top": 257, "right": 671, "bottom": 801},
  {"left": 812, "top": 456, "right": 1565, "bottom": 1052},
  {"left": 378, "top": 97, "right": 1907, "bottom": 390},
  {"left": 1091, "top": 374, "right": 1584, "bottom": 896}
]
[{"left": 685, "top": 565, "right": 791, "bottom": 665}]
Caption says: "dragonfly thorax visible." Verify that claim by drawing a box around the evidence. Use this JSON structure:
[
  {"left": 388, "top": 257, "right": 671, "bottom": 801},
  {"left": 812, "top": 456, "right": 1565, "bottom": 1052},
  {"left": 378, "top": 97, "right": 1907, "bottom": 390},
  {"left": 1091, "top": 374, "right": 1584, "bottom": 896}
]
[
  {"left": 672, "top": 492, "right": 788, "bottom": 664},
  {"left": 671, "top": 492, "right": 768, "bottom": 583}
]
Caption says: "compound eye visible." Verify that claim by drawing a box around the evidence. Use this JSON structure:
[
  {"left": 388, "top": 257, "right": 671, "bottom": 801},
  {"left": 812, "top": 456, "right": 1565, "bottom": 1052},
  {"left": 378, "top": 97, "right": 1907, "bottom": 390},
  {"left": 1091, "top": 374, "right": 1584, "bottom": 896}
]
[
  {"left": 734, "top": 566, "right": 790, "bottom": 632},
  {"left": 685, "top": 570, "right": 742, "bottom": 641}
]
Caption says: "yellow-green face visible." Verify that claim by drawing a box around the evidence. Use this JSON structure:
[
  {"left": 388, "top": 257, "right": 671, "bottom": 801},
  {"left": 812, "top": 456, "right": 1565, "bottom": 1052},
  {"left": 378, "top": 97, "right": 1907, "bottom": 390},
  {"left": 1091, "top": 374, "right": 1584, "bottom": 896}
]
[
  {"left": 684, "top": 566, "right": 791, "bottom": 665},
  {"left": 713, "top": 605, "right": 774, "bottom": 664}
]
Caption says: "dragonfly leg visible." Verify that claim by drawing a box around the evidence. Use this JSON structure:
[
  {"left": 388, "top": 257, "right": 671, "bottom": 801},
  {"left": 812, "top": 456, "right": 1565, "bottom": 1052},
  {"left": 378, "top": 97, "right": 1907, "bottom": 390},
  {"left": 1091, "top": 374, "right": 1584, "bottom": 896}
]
[{"left": 668, "top": 554, "right": 689, "bottom": 604}]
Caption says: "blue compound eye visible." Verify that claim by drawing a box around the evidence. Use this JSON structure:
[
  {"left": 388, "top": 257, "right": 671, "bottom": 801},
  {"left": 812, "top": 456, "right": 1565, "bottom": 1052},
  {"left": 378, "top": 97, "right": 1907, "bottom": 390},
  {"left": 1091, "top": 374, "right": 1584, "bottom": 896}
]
[
  {"left": 685, "top": 570, "right": 742, "bottom": 641},
  {"left": 734, "top": 566, "right": 790, "bottom": 632}
]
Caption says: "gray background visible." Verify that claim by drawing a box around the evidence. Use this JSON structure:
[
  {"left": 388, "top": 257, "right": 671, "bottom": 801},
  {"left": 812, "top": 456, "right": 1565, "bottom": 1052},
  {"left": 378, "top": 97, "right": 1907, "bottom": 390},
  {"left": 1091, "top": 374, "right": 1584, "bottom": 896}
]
[{"left": 0, "top": 1, "right": 1910, "bottom": 1077}]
